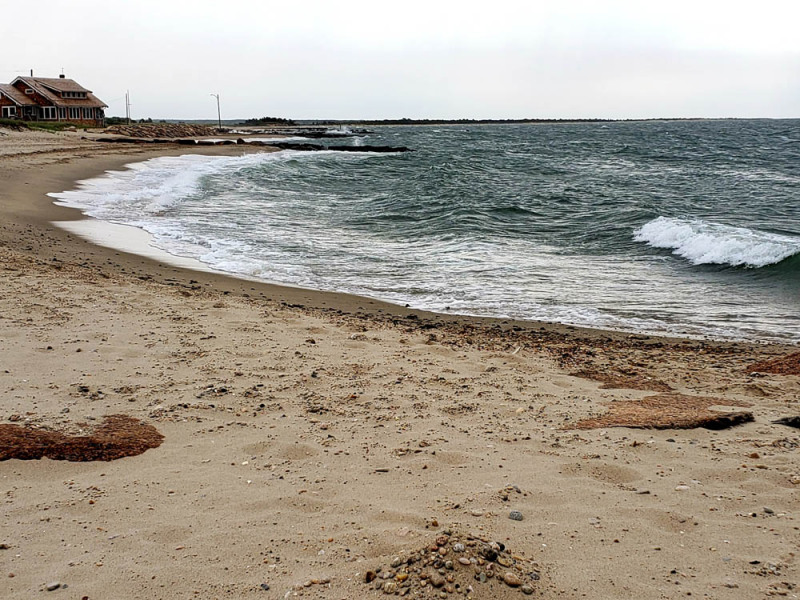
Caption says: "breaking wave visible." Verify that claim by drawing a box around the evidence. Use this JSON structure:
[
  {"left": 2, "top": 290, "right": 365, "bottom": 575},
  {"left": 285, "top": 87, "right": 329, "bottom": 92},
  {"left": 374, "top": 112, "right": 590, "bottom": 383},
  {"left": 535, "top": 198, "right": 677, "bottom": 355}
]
[{"left": 633, "top": 217, "right": 800, "bottom": 268}]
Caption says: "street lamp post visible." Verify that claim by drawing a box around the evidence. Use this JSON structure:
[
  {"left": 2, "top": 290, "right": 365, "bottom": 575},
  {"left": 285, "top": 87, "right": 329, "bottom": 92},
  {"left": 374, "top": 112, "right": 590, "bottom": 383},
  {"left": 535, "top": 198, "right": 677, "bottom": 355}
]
[{"left": 210, "top": 93, "right": 221, "bottom": 130}]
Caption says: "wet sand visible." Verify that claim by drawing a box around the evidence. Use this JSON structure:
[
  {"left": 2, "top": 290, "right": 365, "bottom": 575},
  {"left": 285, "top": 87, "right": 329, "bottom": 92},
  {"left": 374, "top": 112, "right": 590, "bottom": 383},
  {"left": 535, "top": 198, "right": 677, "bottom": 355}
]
[{"left": 1, "top": 128, "right": 798, "bottom": 599}]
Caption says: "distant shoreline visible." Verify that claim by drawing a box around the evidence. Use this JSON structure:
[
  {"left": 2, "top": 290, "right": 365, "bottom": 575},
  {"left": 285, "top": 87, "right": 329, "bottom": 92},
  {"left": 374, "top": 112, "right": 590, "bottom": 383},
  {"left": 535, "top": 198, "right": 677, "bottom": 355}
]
[{"left": 162, "top": 116, "right": 796, "bottom": 127}]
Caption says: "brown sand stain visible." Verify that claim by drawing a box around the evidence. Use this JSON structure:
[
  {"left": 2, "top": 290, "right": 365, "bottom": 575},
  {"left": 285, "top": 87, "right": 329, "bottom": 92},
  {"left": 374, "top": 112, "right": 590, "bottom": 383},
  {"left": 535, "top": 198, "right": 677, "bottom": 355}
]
[
  {"left": 748, "top": 351, "right": 800, "bottom": 375},
  {"left": 278, "top": 443, "right": 320, "bottom": 461},
  {"left": 0, "top": 414, "right": 163, "bottom": 461},
  {"left": 571, "top": 368, "right": 672, "bottom": 392},
  {"left": 570, "top": 394, "right": 753, "bottom": 430}
]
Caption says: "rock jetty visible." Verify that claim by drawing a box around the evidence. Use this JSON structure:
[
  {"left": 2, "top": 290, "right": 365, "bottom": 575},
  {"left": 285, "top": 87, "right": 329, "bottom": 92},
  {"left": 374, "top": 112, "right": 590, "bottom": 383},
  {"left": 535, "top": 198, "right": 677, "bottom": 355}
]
[{"left": 105, "top": 124, "right": 218, "bottom": 138}]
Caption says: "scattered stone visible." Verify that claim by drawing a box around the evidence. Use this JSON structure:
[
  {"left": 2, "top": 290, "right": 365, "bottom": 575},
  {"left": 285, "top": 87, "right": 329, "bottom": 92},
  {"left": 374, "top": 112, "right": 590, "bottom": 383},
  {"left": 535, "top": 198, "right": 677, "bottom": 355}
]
[
  {"left": 46, "top": 582, "right": 61, "bottom": 591},
  {"left": 503, "top": 571, "right": 522, "bottom": 587},
  {"left": 259, "top": 583, "right": 270, "bottom": 591},
  {"left": 509, "top": 510, "right": 524, "bottom": 521}
]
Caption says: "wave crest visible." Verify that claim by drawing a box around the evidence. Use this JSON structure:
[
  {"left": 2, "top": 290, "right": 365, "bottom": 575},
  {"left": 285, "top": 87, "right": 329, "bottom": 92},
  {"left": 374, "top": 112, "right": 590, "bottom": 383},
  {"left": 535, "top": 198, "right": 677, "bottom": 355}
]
[{"left": 633, "top": 217, "right": 800, "bottom": 268}]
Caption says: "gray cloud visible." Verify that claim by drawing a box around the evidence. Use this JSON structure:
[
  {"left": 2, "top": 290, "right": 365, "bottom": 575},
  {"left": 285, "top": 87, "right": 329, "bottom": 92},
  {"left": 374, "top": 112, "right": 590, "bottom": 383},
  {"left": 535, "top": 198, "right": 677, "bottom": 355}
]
[{"left": 3, "top": 0, "right": 797, "bottom": 119}]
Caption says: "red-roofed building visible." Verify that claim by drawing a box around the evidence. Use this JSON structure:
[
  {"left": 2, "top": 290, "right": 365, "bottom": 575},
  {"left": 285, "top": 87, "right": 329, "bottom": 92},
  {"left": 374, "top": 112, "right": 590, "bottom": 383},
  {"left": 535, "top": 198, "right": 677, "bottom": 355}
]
[{"left": 0, "top": 75, "right": 107, "bottom": 126}]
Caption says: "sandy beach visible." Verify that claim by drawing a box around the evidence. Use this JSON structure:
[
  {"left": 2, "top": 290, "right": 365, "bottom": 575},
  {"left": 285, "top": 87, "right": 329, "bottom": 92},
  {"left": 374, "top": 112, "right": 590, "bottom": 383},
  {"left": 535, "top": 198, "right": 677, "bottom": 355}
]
[{"left": 1, "top": 128, "right": 798, "bottom": 599}]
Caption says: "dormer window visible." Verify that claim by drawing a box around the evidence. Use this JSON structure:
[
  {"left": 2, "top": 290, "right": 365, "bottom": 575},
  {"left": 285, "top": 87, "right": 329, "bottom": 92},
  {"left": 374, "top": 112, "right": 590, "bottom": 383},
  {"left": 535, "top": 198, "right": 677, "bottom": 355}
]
[{"left": 25, "top": 88, "right": 33, "bottom": 94}]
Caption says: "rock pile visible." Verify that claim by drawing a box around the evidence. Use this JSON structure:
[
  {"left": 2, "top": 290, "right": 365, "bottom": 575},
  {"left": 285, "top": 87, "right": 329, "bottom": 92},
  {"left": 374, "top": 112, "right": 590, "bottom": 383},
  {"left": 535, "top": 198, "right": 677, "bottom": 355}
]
[
  {"left": 363, "top": 528, "right": 539, "bottom": 598},
  {"left": 104, "top": 124, "right": 218, "bottom": 138}
]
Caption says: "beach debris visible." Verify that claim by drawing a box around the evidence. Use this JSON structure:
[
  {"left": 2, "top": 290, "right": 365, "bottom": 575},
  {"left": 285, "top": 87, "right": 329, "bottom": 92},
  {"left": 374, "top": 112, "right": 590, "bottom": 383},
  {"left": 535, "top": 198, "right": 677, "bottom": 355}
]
[
  {"left": 570, "top": 368, "right": 672, "bottom": 392},
  {"left": 748, "top": 352, "right": 800, "bottom": 376},
  {"left": 45, "top": 582, "right": 62, "bottom": 591},
  {"left": 570, "top": 394, "right": 753, "bottom": 431},
  {"left": 361, "top": 528, "right": 539, "bottom": 597},
  {"left": 772, "top": 417, "right": 800, "bottom": 429},
  {"left": 508, "top": 511, "right": 524, "bottom": 521},
  {"left": 0, "top": 415, "right": 163, "bottom": 461}
]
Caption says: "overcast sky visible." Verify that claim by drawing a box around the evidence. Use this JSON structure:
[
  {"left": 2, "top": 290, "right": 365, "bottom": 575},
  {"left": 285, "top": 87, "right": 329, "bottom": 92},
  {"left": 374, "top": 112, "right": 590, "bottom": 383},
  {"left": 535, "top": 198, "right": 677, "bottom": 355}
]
[{"left": 2, "top": 0, "right": 798, "bottom": 120}]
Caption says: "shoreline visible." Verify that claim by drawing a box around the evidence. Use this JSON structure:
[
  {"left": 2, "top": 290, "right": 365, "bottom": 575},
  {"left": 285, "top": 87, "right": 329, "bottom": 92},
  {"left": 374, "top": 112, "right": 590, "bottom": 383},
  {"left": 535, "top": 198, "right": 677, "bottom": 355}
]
[
  {"left": 2, "top": 130, "right": 799, "bottom": 600},
  {"left": 8, "top": 136, "right": 793, "bottom": 350}
]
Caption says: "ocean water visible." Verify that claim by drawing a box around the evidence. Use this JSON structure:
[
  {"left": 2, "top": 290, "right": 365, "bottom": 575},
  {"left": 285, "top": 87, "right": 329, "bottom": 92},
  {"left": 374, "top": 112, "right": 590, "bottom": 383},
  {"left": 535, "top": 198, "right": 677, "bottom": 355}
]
[{"left": 51, "top": 120, "right": 800, "bottom": 342}]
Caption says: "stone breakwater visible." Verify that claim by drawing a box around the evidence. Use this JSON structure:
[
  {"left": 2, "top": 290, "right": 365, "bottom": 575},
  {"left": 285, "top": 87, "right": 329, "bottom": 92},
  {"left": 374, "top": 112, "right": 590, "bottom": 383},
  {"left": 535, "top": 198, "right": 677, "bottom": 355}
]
[{"left": 104, "top": 124, "right": 219, "bottom": 138}]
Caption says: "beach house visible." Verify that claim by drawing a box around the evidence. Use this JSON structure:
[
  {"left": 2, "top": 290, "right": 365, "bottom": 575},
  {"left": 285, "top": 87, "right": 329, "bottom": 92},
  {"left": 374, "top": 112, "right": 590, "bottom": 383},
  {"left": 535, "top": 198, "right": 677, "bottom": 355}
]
[{"left": 0, "top": 74, "right": 107, "bottom": 126}]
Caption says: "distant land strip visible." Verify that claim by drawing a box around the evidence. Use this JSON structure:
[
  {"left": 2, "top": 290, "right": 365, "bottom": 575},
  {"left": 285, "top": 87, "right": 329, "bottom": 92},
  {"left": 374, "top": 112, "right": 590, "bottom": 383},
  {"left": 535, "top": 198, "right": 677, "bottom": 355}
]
[{"left": 165, "top": 117, "right": 749, "bottom": 127}]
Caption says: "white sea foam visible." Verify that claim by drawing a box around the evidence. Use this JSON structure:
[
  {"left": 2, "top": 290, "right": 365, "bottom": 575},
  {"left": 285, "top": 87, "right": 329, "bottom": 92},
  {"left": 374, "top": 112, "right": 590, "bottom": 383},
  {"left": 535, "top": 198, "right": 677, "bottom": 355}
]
[
  {"left": 633, "top": 217, "right": 800, "bottom": 268},
  {"left": 49, "top": 152, "right": 286, "bottom": 220},
  {"left": 325, "top": 126, "right": 352, "bottom": 136}
]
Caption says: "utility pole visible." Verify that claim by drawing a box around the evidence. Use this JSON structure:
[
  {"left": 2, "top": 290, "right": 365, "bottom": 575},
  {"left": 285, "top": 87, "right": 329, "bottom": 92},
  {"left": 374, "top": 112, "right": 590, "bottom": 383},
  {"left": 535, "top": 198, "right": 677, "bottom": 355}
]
[
  {"left": 210, "top": 93, "right": 221, "bottom": 129},
  {"left": 125, "top": 90, "right": 131, "bottom": 125}
]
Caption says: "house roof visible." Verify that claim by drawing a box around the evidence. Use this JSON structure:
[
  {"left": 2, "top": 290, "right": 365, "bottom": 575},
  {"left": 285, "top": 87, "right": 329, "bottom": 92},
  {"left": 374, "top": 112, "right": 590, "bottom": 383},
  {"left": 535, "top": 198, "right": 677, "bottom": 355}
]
[
  {"left": 31, "top": 77, "right": 91, "bottom": 93},
  {"left": 11, "top": 77, "right": 108, "bottom": 109},
  {"left": 0, "top": 83, "right": 32, "bottom": 106}
]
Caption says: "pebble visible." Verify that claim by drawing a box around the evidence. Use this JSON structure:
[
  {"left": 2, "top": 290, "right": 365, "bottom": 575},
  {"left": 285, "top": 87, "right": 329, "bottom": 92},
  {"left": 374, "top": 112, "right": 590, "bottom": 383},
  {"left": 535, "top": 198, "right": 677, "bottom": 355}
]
[
  {"left": 503, "top": 571, "right": 522, "bottom": 587},
  {"left": 383, "top": 581, "right": 397, "bottom": 594},
  {"left": 390, "top": 557, "right": 403, "bottom": 568},
  {"left": 764, "top": 507, "right": 775, "bottom": 514},
  {"left": 259, "top": 583, "right": 270, "bottom": 591},
  {"left": 521, "top": 583, "right": 534, "bottom": 594},
  {"left": 453, "top": 543, "right": 465, "bottom": 552},
  {"left": 458, "top": 557, "right": 472, "bottom": 566},
  {"left": 46, "top": 582, "right": 61, "bottom": 591},
  {"left": 429, "top": 573, "right": 445, "bottom": 588},
  {"left": 675, "top": 485, "right": 690, "bottom": 491},
  {"left": 509, "top": 510, "right": 524, "bottom": 521}
]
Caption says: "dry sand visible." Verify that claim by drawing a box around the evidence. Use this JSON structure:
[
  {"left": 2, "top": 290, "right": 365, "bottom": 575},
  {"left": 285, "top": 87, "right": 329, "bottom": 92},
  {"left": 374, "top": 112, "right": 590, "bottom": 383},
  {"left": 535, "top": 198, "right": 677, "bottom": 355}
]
[{"left": 0, "top": 127, "right": 798, "bottom": 599}]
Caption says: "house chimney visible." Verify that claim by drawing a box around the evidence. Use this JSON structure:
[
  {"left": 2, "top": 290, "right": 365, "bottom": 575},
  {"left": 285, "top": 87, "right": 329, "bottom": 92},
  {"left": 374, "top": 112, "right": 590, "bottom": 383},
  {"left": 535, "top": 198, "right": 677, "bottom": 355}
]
[
  {"left": 30, "top": 69, "right": 33, "bottom": 77},
  {"left": 59, "top": 74, "right": 65, "bottom": 79}
]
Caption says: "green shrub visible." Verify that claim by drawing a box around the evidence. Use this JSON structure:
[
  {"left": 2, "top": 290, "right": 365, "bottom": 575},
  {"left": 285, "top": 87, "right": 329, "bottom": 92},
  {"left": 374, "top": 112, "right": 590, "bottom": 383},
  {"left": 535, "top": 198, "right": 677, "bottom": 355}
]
[{"left": 0, "top": 118, "right": 29, "bottom": 130}]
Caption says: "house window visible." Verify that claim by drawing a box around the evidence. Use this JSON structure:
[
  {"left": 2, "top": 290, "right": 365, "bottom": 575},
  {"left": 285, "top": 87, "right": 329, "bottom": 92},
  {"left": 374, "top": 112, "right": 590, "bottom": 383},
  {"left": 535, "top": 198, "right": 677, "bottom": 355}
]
[
  {"left": 58, "top": 107, "right": 66, "bottom": 119},
  {"left": 1, "top": 106, "right": 16, "bottom": 118},
  {"left": 69, "top": 107, "right": 80, "bottom": 120},
  {"left": 40, "top": 106, "right": 56, "bottom": 120},
  {"left": 25, "top": 88, "right": 34, "bottom": 95},
  {"left": 84, "top": 108, "right": 93, "bottom": 119}
]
